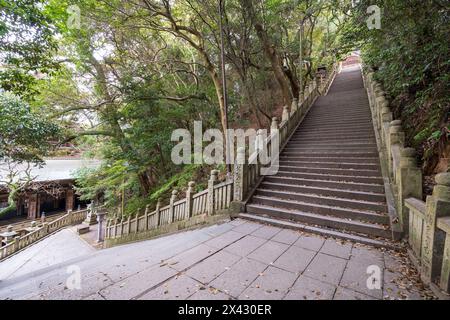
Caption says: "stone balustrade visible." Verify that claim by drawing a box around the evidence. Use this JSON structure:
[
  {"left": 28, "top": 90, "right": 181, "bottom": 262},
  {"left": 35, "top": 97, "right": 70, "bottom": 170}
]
[
  {"left": 363, "top": 65, "right": 450, "bottom": 297},
  {"left": 0, "top": 206, "right": 92, "bottom": 261},
  {"left": 105, "top": 63, "right": 338, "bottom": 247}
]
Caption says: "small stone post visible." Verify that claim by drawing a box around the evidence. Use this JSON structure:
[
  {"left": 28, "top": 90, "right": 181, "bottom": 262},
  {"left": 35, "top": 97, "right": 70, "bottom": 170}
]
[
  {"left": 231, "top": 147, "right": 247, "bottom": 214},
  {"left": 271, "top": 117, "right": 278, "bottom": 136},
  {"left": 186, "top": 181, "right": 195, "bottom": 219},
  {"left": 155, "top": 199, "right": 161, "bottom": 227},
  {"left": 388, "top": 120, "right": 404, "bottom": 178},
  {"left": 207, "top": 170, "right": 218, "bottom": 216},
  {"left": 13, "top": 236, "right": 20, "bottom": 252},
  {"left": 421, "top": 173, "right": 450, "bottom": 285},
  {"left": 144, "top": 205, "right": 150, "bottom": 230},
  {"left": 42, "top": 222, "right": 49, "bottom": 236},
  {"left": 168, "top": 190, "right": 178, "bottom": 223},
  {"left": 96, "top": 209, "right": 106, "bottom": 243},
  {"left": 396, "top": 148, "right": 423, "bottom": 233},
  {"left": 281, "top": 105, "right": 289, "bottom": 123},
  {"left": 67, "top": 209, "right": 73, "bottom": 225},
  {"left": 439, "top": 219, "right": 450, "bottom": 292},
  {"left": 290, "top": 98, "right": 298, "bottom": 117}
]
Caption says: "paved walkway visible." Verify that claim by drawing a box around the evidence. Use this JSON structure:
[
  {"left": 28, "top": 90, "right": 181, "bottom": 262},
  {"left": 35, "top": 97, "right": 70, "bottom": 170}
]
[{"left": 0, "top": 219, "right": 434, "bottom": 300}]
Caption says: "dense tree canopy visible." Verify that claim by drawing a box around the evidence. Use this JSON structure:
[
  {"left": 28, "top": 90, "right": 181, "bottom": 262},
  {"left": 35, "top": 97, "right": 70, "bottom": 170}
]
[{"left": 1, "top": 0, "right": 448, "bottom": 214}]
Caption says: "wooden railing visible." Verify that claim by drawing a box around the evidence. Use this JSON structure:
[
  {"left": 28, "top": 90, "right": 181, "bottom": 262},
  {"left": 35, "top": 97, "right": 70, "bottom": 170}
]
[
  {"left": 0, "top": 207, "right": 90, "bottom": 261},
  {"left": 363, "top": 65, "right": 450, "bottom": 296}
]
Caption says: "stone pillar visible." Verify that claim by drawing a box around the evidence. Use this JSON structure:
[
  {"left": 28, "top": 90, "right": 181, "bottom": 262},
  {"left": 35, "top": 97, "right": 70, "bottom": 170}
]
[
  {"left": 421, "top": 173, "right": 450, "bottom": 285},
  {"left": 155, "top": 199, "right": 161, "bottom": 227},
  {"left": 67, "top": 209, "right": 73, "bottom": 225},
  {"left": 232, "top": 147, "right": 247, "bottom": 207},
  {"left": 96, "top": 209, "right": 106, "bottom": 243},
  {"left": 439, "top": 220, "right": 450, "bottom": 293},
  {"left": 27, "top": 193, "right": 38, "bottom": 219},
  {"left": 396, "top": 148, "right": 422, "bottom": 233},
  {"left": 168, "top": 190, "right": 178, "bottom": 223},
  {"left": 290, "top": 98, "right": 298, "bottom": 117},
  {"left": 185, "top": 181, "right": 195, "bottom": 219},
  {"left": 388, "top": 120, "right": 404, "bottom": 178},
  {"left": 281, "top": 105, "right": 289, "bottom": 122},
  {"left": 207, "top": 170, "right": 218, "bottom": 216},
  {"left": 65, "top": 189, "right": 75, "bottom": 212},
  {"left": 271, "top": 117, "right": 278, "bottom": 136}
]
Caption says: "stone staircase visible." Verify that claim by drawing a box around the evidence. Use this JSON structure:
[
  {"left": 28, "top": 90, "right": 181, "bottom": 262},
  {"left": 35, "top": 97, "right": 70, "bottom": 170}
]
[{"left": 239, "top": 65, "right": 396, "bottom": 247}]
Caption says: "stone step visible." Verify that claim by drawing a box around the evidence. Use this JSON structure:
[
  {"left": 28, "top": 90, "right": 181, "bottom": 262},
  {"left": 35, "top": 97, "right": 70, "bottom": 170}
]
[
  {"left": 296, "top": 128, "right": 375, "bottom": 135},
  {"left": 287, "top": 141, "right": 377, "bottom": 147},
  {"left": 289, "top": 135, "right": 376, "bottom": 142},
  {"left": 279, "top": 156, "right": 380, "bottom": 164},
  {"left": 276, "top": 170, "right": 383, "bottom": 184},
  {"left": 259, "top": 181, "right": 386, "bottom": 202},
  {"left": 278, "top": 160, "right": 380, "bottom": 170},
  {"left": 250, "top": 195, "right": 388, "bottom": 224},
  {"left": 264, "top": 176, "right": 386, "bottom": 193},
  {"left": 277, "top": 165, "right": 381, "bottom": 177},
  {"left": 281, "top": 151, "right": 380, "bottom": 158},
  {"left": 237, "top": 214, "right": 398, "bottom": 249},
  {"left": 245, "top": 204, "right": 392, "bottom": 238},
  {"left": 283, "top": 146, "right": 378, "bottom": 152},
  {"left": 299, "top": 123, "right": 374, "bottom": 130},
  {"left": 255, "top": 188, "right": 388, "bottom": 213}
]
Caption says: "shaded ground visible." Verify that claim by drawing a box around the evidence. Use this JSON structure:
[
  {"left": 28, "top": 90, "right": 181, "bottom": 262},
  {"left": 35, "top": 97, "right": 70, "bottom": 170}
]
[{"left": 0, "top": 219, "right": 435, "bottom": 300}]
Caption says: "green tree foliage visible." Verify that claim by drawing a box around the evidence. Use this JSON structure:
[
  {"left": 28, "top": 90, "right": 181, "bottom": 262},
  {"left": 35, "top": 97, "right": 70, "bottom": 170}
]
[
  {"left": 0, "top": 0, "right": 59, "bottom": 98},
  {"left": 339, "top": 0, "right": 449, "bottom": 175}
]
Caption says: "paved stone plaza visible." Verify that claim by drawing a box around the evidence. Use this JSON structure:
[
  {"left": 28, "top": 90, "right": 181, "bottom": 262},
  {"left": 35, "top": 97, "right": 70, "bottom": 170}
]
[{"left": 0, "top": 219, "right": 434, "bottom": 300}]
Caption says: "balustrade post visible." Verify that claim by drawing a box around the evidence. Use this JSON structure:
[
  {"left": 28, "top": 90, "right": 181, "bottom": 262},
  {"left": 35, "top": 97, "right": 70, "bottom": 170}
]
[
  {"left": 421, "top": 173, "right": 450, "bottom": 285},
  {"left": 388, "top": 120, "right": 404, "bottom": 178},
  {"left": 155, "top": 199, "right": 161, "bottom": 227},
  {"left": 186, "top": 181, "right": 195, "bottom": 219},
  {"left": 168, "top": 190, "right": 178, "bottom": 223},
  {"left": 290, "top": 98, "right": 298, "bottom": 118},
  {"left": 271, "top": 117, "right": 278, "bottom": 136},
  {"left": 207, "top": 170, "right": 218, "bottom": 216},
  {"left": 232, "top": 147, "right": 247, "bottom": 208},
  {"left": 281, "top": 105, "right": 289, "bottom": 123},
  {"left": 13, "top": 236, "right": 20, "bottom": 252},
  {"left": 42, "top": 222, "right": 48, "bottom": 236},
  {"left": 144, "top": 205, "right": 150, "bottom": 230},
  {"left": 396, "top": 148, "right": 423, "bottom": 234},
  {"left": 67, "top": 209, "right": 73, "bottom": 225}
]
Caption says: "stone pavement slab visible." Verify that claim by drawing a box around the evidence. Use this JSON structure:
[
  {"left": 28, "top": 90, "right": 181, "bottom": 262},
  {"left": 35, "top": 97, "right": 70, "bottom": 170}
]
[
  {"left": 209, "top": 257, "right": 267, "bottom": 298},
  {"left": 273, "top": 245, "right": 316, "bottom": 274},
  {"left": 0, "top": 219, "right": 434, "bottom": 300},
  {"left": 247, "top": 240, "right": 289, "bottom": 264},
  {"left": 139, "top": 274, "right": 202, "bottom": 300},
  {"left": 284, "top": 275, "right": 336, "bottom": 300},
  {"left": 251, "top": 225, "right": 281, "bottom": 240},
  {"left": 294, "top": 233, "right": 325, "bottom": 251},
  {"left": 303, "top": 253, "right": 347, "bottom": 286},
  {"left": 320, "top": 239, "right": 352, "bottom": 259},
  {"left": 185, "top": 250, "right": 241, "bottom": 284},
  {"left": 224, "top": 235, "right": 266, "bottom": 257},
  {"left": 239, "top": 266, "right": 297, "bottom": 300}
]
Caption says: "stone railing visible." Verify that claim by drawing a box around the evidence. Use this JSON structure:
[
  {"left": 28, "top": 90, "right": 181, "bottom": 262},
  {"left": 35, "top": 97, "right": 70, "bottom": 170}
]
[
  {"left": 232, "top": 63, "right": 338, "bottom": 208},
  {"left": 0, "top": 207, "right": 90, "bottom": 261},
  {"left": 363, "top": 65, "right": 450, "bottom": 297},
  {"left": 404, "top": 174, "right": 450, "bottom": 297},
  {"left": 104, "top": 63, "right": 338, "bottom": 247},
  {"left": 104, "top": 173, "right": 233, "bottom": 247}
]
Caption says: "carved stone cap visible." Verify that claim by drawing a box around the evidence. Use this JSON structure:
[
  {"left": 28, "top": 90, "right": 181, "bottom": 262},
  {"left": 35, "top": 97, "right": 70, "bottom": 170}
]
[
  {"left": 390, "top": 120, "right": 402, "bottom": 126},
  {"left": 436, "top": 173, "right": 450, "bottom": 187}
]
